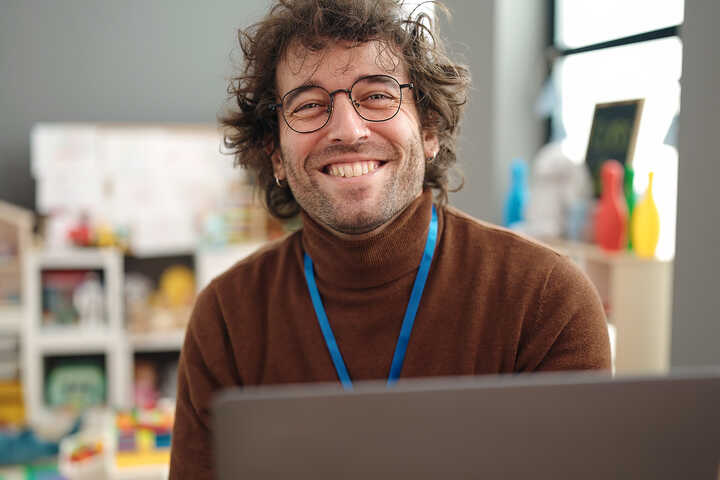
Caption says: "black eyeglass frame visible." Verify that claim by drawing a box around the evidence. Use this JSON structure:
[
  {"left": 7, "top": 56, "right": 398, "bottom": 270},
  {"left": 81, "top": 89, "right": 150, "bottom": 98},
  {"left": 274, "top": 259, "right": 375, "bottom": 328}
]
[{"left": 269, "top": 74, "right": 414, "bottom": 134}]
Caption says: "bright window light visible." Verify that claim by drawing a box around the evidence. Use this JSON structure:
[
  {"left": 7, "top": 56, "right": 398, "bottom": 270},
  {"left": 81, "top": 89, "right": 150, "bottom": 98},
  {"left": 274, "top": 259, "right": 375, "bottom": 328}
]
[
  {"left": 557, "top": 37, "right": 682, "bottom": 260},
  {"left": 402, "top": 0, "right": 434, "bottom": 20},
  {"left": 556, "top": 0, "right": 684, "bottom": 49}
]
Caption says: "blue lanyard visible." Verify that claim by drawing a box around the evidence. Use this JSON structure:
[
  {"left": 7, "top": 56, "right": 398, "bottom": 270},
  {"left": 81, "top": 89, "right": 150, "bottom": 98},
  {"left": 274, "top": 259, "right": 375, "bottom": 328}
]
[{"left": 303, "top": 205, "right": 438, "bottom": 390}]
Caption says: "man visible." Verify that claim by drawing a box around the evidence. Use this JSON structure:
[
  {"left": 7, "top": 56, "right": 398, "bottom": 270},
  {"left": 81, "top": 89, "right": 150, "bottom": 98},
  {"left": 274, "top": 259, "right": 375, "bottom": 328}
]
[{"left": 169, "top": 0, "right": 611, "bottom": 477}]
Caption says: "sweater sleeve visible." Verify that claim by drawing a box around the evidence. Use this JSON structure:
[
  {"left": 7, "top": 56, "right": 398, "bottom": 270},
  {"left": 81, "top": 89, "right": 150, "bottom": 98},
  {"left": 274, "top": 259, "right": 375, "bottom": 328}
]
[
  {"left": 169, "top": 282, "right": 240, "bottom": 480},
  {"left": 516, "top": 256, "right": 612, "bottom": 372}
]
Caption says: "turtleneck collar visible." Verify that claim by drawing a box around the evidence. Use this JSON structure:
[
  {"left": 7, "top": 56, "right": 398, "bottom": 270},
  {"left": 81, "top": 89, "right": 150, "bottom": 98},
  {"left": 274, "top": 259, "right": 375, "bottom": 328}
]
[{"left": 300, "top": 191, "right": 436, "bottom": 289}]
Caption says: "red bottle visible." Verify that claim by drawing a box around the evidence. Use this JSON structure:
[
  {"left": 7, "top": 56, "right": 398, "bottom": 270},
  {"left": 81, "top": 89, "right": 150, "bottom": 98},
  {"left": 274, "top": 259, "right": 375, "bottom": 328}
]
[{"left": 594, "top": 160, "right": 628, "bottom": 251}]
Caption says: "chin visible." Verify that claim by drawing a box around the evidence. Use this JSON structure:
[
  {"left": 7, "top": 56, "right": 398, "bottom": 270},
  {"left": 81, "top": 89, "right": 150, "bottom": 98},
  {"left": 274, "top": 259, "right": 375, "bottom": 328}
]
[{"left": 329, "top": 211, "right": 387, "bottom": 235}]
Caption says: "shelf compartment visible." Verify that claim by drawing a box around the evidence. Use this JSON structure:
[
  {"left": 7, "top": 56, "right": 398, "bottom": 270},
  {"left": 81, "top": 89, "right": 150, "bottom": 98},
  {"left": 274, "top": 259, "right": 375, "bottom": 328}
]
[
  {"left": 128, "top": 330, "right": 185, "bottom": 353},
  {"left": 35, "top": 329, "right": 117, "bottom": 355}
]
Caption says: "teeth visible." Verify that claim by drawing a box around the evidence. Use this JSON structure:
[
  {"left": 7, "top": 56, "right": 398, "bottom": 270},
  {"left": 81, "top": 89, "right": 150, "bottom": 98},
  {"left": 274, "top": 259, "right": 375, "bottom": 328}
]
[{"left": 327, "top": 161, "right": 380, "bottom": 178}]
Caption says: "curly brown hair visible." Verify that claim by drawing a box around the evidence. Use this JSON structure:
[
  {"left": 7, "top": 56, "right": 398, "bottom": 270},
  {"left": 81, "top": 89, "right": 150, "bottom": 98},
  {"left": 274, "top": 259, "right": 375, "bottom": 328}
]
[{"left": 220, "top": 0, "right": 470, "bottom": 219}]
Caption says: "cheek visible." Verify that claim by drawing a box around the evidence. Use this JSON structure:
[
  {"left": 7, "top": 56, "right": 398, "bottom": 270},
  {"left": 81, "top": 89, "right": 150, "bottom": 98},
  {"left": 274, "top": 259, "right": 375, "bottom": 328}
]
[
  {"left": 385, "top": 108, "right": 423, "bottom": 136},
  {"left": 376, "top": 117, "right": 422, "bottom": 148},
  {"left": 279, "top": 132, "right": 315, "bottom": 170}
]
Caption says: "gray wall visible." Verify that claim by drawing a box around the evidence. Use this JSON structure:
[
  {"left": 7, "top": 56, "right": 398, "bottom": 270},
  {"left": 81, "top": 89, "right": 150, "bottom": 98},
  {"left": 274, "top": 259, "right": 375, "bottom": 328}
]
[
  {"left": 441, "top": 0, "right": 546, "bottom": 223},
  {"left": 671, "top": 0, "right": 720, "bottom": 367},
  {"left": 492, "top": 0, "right": 546, "bottom": 221},
  {"left": 0, "top": 0, "right": 266, "bottom": 210},
  {"left": 438, "top": 1, "right": 496, "bottom": 221}
]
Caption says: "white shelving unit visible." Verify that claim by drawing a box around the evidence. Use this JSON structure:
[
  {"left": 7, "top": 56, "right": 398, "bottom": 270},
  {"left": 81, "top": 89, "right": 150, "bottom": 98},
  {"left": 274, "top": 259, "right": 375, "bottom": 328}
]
[
  {"left": 21, "top": 247, "right": 129, "bottom": 423},
  {"left": 545, "top": 239, "right": 673, "bottom": 374},
  {"left": 19, "top": 242, "right": 268, "bottom": 424}
]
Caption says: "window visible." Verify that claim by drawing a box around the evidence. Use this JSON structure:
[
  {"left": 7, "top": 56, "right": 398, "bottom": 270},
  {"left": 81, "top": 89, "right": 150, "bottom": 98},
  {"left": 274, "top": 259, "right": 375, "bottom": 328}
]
[{"left": 551, "top": 0, "right": 684, "bottom": 260}]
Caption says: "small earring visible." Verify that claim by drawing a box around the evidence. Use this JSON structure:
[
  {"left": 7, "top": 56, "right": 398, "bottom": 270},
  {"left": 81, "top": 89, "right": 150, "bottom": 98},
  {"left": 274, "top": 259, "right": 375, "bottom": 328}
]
[{"left": 274, "top": 175, "right": 285, "bottom": 187}]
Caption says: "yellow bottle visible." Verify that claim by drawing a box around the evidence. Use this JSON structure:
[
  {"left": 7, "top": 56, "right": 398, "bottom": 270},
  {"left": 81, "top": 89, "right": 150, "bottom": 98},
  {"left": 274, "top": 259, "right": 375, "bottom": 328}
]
[{"left": 631, "top": 172, "right": 660, "bottom": 258}]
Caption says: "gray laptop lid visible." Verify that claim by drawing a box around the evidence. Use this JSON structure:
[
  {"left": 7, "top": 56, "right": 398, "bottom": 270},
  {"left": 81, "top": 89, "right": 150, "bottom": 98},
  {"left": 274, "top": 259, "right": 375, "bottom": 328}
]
[{"left": 212, "top": 370, "right": 720, "bottom": 480}]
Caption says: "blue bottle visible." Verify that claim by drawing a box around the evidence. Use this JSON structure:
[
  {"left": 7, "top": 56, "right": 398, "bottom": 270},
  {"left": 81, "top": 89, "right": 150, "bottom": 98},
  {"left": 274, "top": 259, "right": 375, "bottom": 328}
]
[{"left": 503, "top": 158, "right": 529, "bottom": 228}]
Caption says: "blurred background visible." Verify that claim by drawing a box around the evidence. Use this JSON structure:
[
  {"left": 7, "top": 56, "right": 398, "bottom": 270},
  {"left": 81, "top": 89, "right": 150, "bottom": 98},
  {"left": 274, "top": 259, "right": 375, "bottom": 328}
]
[{"left": 1, "top": 0, "right": 718, "bottom": 478}]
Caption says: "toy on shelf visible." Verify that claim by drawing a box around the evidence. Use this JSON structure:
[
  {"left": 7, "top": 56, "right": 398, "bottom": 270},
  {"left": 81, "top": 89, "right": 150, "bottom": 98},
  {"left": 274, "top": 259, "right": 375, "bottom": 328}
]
[
  {"left": 632, "top": 171, "right": 661, "bottom": 258},
  {"left": 124, "top": 273, "right": 153, "bottom": 334},
  {"left": 67, "top": 215, "right": 93, "bottom": 248},
  {"left": 0, "top": 380, "right": 25, "bottom": 427},
  {"left": 41, "top": 270, "right": 106, "bottom": 327},
  {"left": 59, "top": 432, "right": 105, "bottom": 480},
  {"left": 0, "top": 427, "right": 60, "bottom": 467},
  {"left": 65, "top": 214, "right": 129, "bottom": 252},
  {"left": 72, "top": 273, "right": 105, "bottom": 327},
  {"left": 160, "top": 266, "right": 194, "bottom": 309},
  {"left": 503, "top": 158, "right": 529, "bottom": 229},
  {"left": 45, "top": 356, "right": 106, "bottom": 412},
  {"left": 133, "top": 361, "right": 159, "bottom": 410},
  {"left": 127, "top": 265, "right": 195, "bottom": 334},
  {"left": 0, "top": 409, "right": 81, "bottom": 468},
  {"left": 113, "top": 402, "right": 174, "bottom": 470},
  {"left": 594, "top": 160, "right": 628, "bottom": 252}
]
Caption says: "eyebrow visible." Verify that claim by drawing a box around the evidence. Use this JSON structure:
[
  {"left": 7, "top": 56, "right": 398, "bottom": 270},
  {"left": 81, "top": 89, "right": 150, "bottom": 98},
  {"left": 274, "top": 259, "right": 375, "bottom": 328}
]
[
  {"left": 282, "top": 84, "right": 319, "bottom": 106},
  {"left": 282, "top": 80, "right": 319, "bottom": 97},
  {"left": 282, "top": 74, "right": 402, "bottom": 99}
]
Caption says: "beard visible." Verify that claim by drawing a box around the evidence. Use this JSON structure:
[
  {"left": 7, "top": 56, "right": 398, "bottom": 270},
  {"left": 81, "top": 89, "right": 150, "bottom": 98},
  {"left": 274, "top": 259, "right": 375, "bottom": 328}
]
[{"left": 280, "top": 133, "right": 426, "bottom": 235}]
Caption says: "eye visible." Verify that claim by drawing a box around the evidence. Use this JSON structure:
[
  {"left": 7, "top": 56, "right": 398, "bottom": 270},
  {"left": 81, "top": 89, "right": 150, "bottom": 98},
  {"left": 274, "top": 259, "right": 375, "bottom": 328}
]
[
  {"left": 294, "top": 102, "right": 323, "bottom": 113},
  {"left": 291, "top": 102, "right": 329, "bottom": 116},
  {"left": 360, "top": 91, "right": 396, "bottom": 103}
]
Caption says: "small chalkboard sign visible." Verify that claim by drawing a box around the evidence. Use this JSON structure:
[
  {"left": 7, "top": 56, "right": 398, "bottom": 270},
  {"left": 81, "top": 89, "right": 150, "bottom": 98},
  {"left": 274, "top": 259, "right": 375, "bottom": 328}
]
[{"left": 585, "top": 99, "right": 644, "bottom": 197}]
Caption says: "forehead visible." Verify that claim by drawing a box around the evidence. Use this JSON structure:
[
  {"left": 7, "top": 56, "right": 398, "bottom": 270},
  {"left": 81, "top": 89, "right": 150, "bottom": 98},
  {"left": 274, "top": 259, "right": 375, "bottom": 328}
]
[{"left": 276, "top": 40, "right": 407, "bottom": 93}]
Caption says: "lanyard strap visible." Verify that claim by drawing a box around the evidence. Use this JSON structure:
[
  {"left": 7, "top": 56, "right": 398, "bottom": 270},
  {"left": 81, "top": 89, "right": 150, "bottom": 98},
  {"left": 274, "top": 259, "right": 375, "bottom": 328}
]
[{"left": 303, "top": 205, "right": 438, "bottom": 390}]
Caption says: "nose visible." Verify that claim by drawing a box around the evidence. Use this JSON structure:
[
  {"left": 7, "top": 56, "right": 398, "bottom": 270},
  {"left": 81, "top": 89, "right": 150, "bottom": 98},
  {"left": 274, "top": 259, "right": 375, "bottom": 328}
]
[{"left": 325, "top": 92, "right": 370, "bottom": 144}]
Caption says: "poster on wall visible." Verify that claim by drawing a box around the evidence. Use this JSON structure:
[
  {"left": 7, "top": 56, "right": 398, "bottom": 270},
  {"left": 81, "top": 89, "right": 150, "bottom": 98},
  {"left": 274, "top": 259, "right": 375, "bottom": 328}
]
[{"left": 31, "top": 124, "right": 245, "bottom": 256}]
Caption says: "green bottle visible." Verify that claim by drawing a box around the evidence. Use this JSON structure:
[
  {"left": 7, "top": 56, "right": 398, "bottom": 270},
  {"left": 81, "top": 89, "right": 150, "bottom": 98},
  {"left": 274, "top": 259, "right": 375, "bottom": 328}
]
[{"left": 623, "top": 164, "right": 636, "bottom": 250}]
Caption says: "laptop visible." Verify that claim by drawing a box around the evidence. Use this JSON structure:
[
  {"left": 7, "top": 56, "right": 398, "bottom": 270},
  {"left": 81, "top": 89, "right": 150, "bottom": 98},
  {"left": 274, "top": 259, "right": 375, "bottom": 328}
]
[{"left": 212, "top": 370, "right": 720, "bottom": 479}]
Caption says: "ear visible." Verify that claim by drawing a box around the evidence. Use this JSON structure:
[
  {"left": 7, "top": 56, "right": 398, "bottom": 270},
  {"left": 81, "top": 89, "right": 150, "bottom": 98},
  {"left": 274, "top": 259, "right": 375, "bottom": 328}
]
[
  {"left": 266, "top": 141, "right": 286, "bottom": 180},
  {"left": 422, "top": 129, "right": 439, "bottom": 160}
]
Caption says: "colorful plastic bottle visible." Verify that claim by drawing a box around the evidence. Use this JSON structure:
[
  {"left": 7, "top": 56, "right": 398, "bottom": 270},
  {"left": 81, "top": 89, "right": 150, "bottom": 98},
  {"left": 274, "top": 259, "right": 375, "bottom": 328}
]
[
  {"left": 623, "top": 164, "right": 636, "bottom": 250},
  {"left": 594, "top": 160, "right": 627, "bottom": 251},
  {"left": 632, "top": 172, "right": 660, "bottom": 258},
  {"left": 503, "top": 158, "right": 529, "bottom": 228}
]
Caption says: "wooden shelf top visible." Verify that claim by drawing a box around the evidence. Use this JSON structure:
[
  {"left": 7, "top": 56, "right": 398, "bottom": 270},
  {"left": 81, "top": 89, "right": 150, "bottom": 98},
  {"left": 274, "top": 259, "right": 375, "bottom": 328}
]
[{"left": 540, "top": 238, "right": 673, "bottom": 266}]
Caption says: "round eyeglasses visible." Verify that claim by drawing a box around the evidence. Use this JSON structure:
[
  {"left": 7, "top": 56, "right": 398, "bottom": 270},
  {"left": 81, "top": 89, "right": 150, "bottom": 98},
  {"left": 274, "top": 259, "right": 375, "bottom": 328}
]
[{"left": 269, "top": 74, "right": 414, "bottom": 134}]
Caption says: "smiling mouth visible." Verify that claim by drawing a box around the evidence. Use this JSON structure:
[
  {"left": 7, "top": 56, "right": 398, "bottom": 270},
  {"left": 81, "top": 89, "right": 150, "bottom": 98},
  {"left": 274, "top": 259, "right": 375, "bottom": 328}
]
[{"left": 323, "top": 160, "right": 385, "bottom": 178}]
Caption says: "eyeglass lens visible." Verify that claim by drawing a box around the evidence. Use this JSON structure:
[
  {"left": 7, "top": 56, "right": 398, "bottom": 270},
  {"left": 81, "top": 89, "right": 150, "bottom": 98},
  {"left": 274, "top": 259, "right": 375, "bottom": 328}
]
[{"left": 282, "top": 75, "right": 403, "bottom": 133}]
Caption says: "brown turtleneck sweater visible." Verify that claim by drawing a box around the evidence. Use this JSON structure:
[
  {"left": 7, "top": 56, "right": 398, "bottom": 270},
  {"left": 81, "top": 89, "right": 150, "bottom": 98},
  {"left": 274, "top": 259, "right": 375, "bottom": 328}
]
[{"left": 169, "top": 191, "right": 611, "bottom": 479}]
